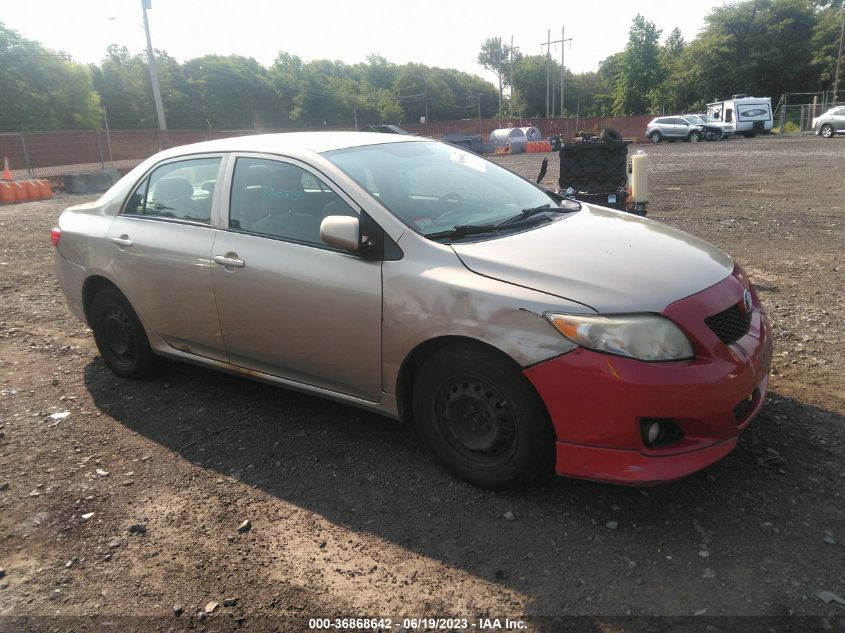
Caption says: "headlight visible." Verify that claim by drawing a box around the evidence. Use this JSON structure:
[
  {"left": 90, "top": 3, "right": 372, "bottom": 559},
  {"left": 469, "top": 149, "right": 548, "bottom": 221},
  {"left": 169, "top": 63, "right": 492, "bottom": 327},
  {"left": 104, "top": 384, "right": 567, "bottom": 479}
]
[{"left": 545, "top": 313, "right": 694, "bottom": 361}]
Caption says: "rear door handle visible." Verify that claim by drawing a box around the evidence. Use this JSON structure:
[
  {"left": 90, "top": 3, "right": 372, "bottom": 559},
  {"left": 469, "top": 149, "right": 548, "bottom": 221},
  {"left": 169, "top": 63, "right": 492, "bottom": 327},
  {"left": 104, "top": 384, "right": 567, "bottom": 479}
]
[
  {"left": 213, "top": 255, "right": 245, "bottom": 268},
  {"left": 111, "top": 236, "right": 133, "bottom": 247}
]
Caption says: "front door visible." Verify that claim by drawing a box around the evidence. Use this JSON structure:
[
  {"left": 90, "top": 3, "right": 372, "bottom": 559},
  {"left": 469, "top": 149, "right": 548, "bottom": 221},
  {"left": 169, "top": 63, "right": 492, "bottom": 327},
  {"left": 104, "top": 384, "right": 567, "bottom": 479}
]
[{"left": 210, "top": 155, "right": 382, "bottom": 401}]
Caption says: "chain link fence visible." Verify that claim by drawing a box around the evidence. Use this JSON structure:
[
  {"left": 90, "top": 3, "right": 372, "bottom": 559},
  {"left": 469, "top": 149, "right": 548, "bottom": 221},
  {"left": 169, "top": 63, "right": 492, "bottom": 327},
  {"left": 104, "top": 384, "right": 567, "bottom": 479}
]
[
  {"left": 0, "top": 114, "right": 660, "bottom": 184},
  {"left": 0, "top": 128, "right": 271, "bottom": 180},
  {"left": 774, "top": 91, "right": 845, "bottom": 132}
]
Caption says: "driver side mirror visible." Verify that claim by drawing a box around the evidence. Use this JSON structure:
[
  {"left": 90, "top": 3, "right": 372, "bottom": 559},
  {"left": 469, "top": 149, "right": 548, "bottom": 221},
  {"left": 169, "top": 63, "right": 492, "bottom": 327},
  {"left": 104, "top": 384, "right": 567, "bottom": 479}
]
[{"left": 320, "top": 215, "right": 361, "bottom": 252}]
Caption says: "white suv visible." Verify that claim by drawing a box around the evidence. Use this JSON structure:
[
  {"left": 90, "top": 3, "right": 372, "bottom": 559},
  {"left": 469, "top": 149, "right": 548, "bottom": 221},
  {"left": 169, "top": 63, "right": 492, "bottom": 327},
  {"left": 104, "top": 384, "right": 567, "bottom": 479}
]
[{"left": 813, "top": 106, "right": 845, "bottom": 138}]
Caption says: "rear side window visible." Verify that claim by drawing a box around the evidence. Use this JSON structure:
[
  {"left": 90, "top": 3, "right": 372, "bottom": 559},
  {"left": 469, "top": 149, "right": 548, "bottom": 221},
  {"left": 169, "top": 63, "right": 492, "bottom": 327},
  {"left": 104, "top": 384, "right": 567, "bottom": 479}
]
[{"left": 123, "top": 157, "right": 221, "bottom": 224}]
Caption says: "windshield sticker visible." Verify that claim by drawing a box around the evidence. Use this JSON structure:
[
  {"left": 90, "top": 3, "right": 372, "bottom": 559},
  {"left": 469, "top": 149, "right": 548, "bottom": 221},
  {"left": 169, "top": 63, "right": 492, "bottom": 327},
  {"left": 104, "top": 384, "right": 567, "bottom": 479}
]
[{"left": 450, "top": 148, "right": 486, "bottom": 173}]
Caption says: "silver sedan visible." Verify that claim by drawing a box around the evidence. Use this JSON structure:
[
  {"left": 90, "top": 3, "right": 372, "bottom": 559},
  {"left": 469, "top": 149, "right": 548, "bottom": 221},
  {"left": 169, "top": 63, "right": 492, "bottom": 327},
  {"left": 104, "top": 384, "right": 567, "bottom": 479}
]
[{"left": 53, "top": 132, "right": 772, "bottom": 488}]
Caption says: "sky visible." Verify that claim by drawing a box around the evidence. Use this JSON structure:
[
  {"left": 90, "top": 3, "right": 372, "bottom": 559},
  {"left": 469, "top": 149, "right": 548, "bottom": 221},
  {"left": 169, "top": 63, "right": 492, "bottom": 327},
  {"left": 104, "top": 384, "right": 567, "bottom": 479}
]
[{"left": 2, "top": 0, "right": 719, "bottom": 84}]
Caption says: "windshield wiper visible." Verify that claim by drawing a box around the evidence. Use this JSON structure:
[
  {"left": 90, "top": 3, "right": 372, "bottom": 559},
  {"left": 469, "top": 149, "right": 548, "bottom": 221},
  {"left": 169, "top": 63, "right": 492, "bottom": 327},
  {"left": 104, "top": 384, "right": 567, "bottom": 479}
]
[
  {"left": 496, "top": 202, "right": 574, "bottom": 227},
  {"left": 424, "top": 223, "right": 502, "bottom": 241},
  {"left": 426, "top": 198, "right": 579, "bottom": 241}
]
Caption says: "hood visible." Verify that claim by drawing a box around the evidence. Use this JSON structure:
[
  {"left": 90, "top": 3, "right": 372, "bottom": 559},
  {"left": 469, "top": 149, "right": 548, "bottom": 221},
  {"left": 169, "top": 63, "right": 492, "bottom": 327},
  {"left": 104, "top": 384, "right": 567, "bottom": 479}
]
[{"left": 451, "top": 205, "right": 734, "bottom": 313}]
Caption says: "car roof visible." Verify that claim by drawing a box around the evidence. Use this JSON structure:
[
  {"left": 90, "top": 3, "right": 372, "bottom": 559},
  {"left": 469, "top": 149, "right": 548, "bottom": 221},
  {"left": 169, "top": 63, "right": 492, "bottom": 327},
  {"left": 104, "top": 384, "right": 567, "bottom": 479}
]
[{"left": 152, "top": 131, "right": 428, "bottom": 161}]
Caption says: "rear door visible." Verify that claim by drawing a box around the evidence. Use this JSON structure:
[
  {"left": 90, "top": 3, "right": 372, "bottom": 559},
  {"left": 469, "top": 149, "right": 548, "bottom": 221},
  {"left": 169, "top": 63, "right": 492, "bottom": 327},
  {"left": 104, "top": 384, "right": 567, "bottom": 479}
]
[
  {"left": 833, "top": 107, "right": 845, "bottom": 131},
  {"left": 210, "top": 154, "right": 383, "bottom": 401},
  {"left": 105, "top": 154, "right": 228, "bottom": 362}
]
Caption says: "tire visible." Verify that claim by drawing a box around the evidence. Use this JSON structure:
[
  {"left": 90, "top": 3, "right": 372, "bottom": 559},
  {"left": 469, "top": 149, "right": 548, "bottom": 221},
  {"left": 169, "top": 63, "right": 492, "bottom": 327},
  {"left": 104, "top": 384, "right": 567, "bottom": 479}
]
[
  {"left": 90, "top": 286, "right": 155, "bottom": 378},
  {"left": 649, "top": 131, "right": 661, "bottom": 143},
  {"left": 820, "top": 124, "right": 834, "bottom": 139},
  {"left": 411, "top": 345, "right": 555, "bottom": 489},
  {"left": 688, "top": 131, "right": 701, "bottom": 143},
  {"left": 743, "top": 132, "right": 756, "bottom": 138},
  {"left": 599, "top": 127, "right": 624, "bottom": 144}
]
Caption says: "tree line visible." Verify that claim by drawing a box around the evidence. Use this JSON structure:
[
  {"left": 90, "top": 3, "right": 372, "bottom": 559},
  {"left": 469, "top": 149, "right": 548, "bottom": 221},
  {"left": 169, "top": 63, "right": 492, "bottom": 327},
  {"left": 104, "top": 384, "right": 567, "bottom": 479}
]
[
  {"left": 483, "top": 0, "right": 844, "bottom": 118},
  {"left": 1, "top": 0, "right": 843, "bottom": 132}
]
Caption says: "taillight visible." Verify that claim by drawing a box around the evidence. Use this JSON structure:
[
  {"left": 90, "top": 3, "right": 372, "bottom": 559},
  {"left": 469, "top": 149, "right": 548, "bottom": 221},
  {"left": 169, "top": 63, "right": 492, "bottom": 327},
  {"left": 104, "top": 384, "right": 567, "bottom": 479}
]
[{"left": 51, "top": 227, "right": 61, "bottom": 247}]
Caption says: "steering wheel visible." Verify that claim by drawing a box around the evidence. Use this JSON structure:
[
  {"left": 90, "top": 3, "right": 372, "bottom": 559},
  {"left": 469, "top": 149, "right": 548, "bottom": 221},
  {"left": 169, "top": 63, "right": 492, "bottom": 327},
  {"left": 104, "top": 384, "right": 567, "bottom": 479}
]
[
  {"left": 433, "top": 191, "right": 466, "bottom": 222},
  {"left": 438, "top": 191, "right": 463, "bottom": 205}
]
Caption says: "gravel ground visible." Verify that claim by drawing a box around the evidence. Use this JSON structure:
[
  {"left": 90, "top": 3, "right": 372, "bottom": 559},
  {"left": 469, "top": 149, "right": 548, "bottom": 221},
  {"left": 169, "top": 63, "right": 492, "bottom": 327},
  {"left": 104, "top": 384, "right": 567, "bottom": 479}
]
[{"left": 0, "top": 133, "right": 843, "bottom": 631}]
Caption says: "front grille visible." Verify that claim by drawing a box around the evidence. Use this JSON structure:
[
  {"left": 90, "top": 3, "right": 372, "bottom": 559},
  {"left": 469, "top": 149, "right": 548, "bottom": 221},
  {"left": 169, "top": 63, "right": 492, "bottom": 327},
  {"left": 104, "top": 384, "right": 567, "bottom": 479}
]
[{"left": 705, "top": 303, "right": 752, "bottom": 345}]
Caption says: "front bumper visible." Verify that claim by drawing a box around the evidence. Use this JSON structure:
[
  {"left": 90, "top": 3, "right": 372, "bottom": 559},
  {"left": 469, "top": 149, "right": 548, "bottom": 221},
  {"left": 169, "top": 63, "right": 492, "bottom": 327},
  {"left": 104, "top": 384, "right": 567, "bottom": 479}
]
[{"left": 524, "top": 268, "right": 772, "bottom": 485}]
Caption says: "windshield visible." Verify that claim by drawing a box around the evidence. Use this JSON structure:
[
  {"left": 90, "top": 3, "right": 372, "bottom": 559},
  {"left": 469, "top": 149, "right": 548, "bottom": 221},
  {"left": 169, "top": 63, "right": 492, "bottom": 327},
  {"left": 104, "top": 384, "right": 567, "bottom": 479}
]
[
  {"left": 323, "top": 141, "right": 558, "bottom": 238},
  {"left": 684, "top": 115, "right": 704, "bottom": 125}
]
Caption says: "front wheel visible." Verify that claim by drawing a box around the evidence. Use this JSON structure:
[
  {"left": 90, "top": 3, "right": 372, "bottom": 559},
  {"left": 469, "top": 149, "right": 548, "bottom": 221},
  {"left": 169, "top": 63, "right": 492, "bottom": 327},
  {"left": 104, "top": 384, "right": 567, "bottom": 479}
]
[
  {"left": 688, "top": 131, "right": 701, "bottom": 143},
  {"left": 820, "top": 124, "right": 834, "bottom": 139},
  {"left": 412, "top": 345, "right": 555, "bottom": 489},
  {"left": 90, "top": 287, "right": 156, "bottom": 378},
  {"left": 649, "top": 131, "right": 662, "bottom": 143}
]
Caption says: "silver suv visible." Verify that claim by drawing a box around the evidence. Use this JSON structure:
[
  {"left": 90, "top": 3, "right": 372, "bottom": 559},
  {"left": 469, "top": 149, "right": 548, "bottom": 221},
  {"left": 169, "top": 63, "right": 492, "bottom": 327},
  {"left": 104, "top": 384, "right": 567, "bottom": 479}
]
[
  {"left": 646, "top": 116, "right": 704, "bottom": 143},
  {"left": 813, "top": 106, "right": 845, "bottom": 138}
]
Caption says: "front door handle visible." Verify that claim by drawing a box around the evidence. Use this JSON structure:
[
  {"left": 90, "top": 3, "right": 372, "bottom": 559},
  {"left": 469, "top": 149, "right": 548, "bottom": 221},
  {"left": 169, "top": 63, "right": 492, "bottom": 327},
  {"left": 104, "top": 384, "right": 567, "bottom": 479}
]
[
  {"left": 111, "top": 235, "right": 133, "bottom": 247},
  {"left": 213, "top": 254, "right": 245, "bottom": 268}
]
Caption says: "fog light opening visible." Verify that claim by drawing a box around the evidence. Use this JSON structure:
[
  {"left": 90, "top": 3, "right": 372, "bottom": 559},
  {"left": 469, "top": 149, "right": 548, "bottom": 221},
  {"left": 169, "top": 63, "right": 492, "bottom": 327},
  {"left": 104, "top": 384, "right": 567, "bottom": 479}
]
[{"left": 640, "top": 418, "right": 683, "bottom": 448}]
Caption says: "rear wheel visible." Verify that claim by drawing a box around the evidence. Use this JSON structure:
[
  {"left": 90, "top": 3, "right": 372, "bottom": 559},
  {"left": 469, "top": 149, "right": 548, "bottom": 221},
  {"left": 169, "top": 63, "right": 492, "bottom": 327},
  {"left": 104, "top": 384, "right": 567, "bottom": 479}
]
[
  {"left": 412, "top": 345, "right": 555, "bottom": 489},
  {"left": 91, "top": 287, "right": 155, "bottom": 378},
  {"left": 820, "top": 124, "right": 834, "bottom": 138},
  {"left": 649, "top": 131, "right": 662, "bottom": 143},
  {"left": 688, "top": 131, "right": 701, "bottom": 143}
]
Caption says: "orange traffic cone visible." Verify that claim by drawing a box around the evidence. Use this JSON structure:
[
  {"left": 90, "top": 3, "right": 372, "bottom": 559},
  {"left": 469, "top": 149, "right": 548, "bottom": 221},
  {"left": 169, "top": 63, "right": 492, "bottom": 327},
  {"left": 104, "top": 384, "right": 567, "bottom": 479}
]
[{"left": 2, "top": 157, "right": 11, "bottom": 181}]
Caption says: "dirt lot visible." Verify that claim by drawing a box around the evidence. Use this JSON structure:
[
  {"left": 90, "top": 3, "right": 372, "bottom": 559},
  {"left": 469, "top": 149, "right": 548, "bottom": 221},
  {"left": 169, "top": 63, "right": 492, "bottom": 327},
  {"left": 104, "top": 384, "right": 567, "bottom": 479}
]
[{"left": 0, "top": 134, "right": 843, "bottom": 631}]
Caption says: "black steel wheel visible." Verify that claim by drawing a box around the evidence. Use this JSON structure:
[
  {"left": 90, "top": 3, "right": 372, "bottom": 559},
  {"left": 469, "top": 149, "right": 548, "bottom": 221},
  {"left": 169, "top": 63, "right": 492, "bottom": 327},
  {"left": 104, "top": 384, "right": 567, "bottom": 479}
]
[
  {"left": 91, "top": 286, "right": 155, "bottom": 378},
  {"left": 412, "top": 345, "right": 555, "bottom": 489}
]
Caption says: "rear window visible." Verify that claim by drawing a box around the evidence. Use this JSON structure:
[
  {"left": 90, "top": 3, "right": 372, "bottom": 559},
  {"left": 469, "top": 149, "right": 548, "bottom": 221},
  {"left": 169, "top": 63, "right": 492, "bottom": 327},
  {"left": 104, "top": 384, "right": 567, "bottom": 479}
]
[{"left": 123, "top": 157, "right": 221, "bottom": 224}]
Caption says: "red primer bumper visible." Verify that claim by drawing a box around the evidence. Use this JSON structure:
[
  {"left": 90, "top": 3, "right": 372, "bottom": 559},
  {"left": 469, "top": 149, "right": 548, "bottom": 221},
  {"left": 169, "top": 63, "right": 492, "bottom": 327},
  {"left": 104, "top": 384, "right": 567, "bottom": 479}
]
[{"left": 525, "top": 268, "right": 772, "bottom": 485}]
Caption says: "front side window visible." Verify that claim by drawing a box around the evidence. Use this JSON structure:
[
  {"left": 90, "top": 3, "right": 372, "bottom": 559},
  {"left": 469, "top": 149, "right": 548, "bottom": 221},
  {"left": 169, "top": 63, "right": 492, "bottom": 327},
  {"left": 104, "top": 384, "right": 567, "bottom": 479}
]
[
  {"left": 228, "top": 157, "right": 356, "bottom": 245},
  {"left": 324, "top": 141, "right": 556, "bottom": 238},
  {"left": 124, "top": 157, "right": 221, "bottom": 224}
]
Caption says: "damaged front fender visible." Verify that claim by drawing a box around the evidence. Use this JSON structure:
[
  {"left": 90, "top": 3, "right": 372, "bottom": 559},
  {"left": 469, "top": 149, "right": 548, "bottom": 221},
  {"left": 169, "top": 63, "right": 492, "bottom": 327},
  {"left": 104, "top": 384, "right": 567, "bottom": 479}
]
[{"left": 382, "top": 232, "right": 589, "bottom": 397}]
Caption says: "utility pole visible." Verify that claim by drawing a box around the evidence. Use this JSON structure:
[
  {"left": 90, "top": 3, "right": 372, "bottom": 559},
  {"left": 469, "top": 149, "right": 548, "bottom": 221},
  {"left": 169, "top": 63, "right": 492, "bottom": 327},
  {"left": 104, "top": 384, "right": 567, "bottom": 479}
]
[
  {"left": 541, "top": 28, "right": 568, "bottom": 118},
  {"left": 424, "top": 78, "right": 429, "bottom": 124},
  {"left": 141, "top": 0, "right": 167, "bottom": 131},
  {"left": 510, "top": 35, "right": 517, "bottom": 118},
  {"left": 560, "top": 26, "right": 572, "bottom": 117},
  {"left": 834, "top": 12, "right": 845, "bottom": 103},
  {"left": 477, "top": 94, "right": 482, "bottom": 136},
  {"left": 544, "top": 30, "right": 550, "bottom": 118}
]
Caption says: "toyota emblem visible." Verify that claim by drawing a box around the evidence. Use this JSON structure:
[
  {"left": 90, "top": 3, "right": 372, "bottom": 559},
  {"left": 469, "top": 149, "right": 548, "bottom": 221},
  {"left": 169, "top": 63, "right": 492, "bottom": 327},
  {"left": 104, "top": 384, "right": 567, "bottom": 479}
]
[{"left": 741, "top": 289, "right": 753, "bottom": 314}]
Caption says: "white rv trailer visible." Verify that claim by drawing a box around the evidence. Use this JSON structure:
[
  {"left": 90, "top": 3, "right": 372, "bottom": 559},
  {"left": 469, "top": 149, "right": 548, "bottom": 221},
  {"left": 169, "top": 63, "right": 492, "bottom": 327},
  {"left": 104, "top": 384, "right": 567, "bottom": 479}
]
[{"left": 706, "top": 95, "right": 773, "bottom": 137}]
